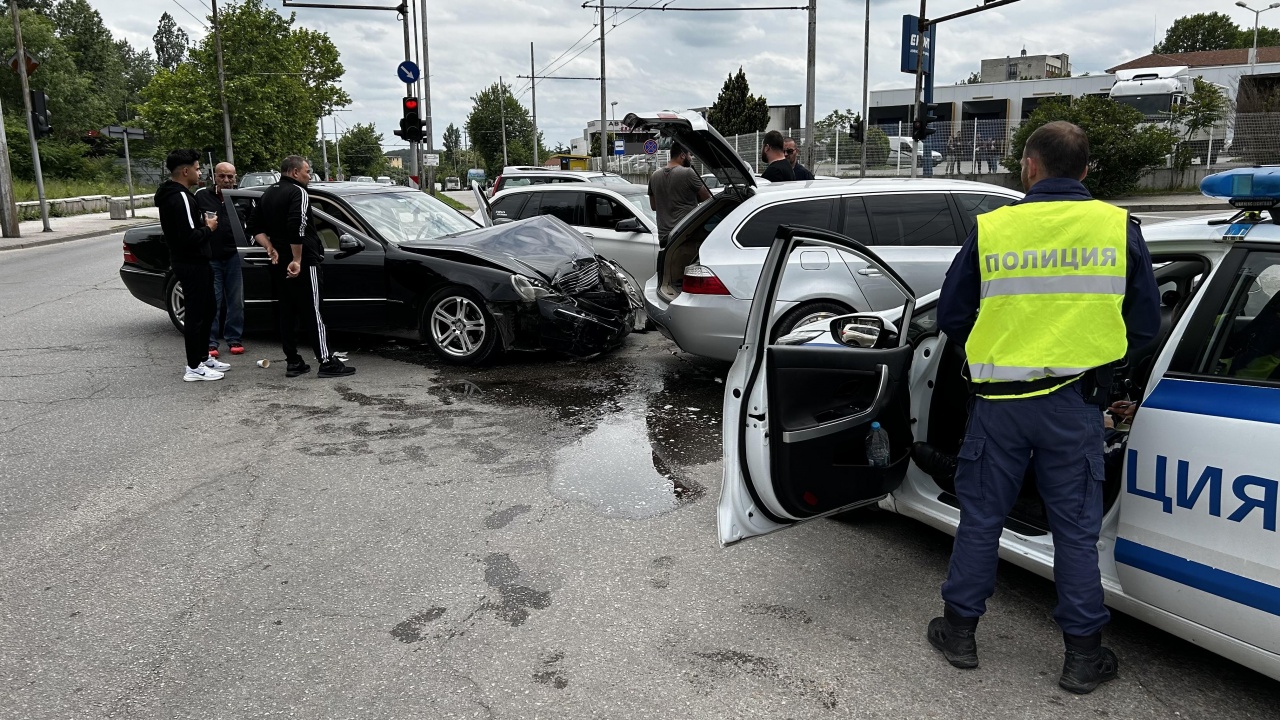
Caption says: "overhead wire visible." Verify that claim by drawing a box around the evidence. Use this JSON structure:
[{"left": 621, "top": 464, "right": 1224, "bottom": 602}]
[{"left": 168, "top": 0, "right": 210, "bottom": 30}]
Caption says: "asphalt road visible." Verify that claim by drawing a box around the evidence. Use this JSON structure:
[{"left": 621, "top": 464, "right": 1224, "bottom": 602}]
[{"left": 1, "top": 233, "right": 1277, "bottom": 719}]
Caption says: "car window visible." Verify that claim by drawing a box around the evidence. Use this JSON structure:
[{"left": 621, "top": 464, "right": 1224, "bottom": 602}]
[
  {"left": 736, "top": 198, "right": 838, "bottom": 248},
  {"left": 528, "top": 191, "right": 584, "bottom": 225},
  {"left": 593, "top": 176, "right": 630, "bottom": 185},
  {"left": 503, "top": 178, "right": 531, "bottom": 189},
  {"left": 618, "top": 191, "right": 658, "bottom": 225},
  {"left": 490, "top": 194, "right": 527, "bottom": 222},
  {"left": 1183, "top": 251, "right": 1280, "bottom": 382},
  {"left": 586, "top": 192, "right": 635, "bottom": 229},
  {"left": 343, "top": 190, "right": 477, "bottom": 244},
  {"left": 863, "top": 193, "right": 960, "bottom": 247},
  {"left": 516, "top": 193, "right": 542, "bottom": 220},
  {"left": 841, "top": 196, "right": 874, "bottom": 245},
  {"left": 954, "top": 193, "right": 1017, "bottom": 234}
]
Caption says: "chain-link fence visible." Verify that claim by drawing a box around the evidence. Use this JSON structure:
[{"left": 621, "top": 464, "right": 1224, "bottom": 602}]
[{"left": 601, "top": 113, "right": 1280, "bottom": 183}]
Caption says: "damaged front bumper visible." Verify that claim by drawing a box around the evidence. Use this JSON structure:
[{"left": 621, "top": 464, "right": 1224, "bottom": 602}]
[{"left": 494, "top": 257, "right": 642, "bottom": 357}]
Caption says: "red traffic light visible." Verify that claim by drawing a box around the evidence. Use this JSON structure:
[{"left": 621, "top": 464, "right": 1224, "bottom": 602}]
[{"left": 403, "top": 98, "right": 419, "bottom": 111}]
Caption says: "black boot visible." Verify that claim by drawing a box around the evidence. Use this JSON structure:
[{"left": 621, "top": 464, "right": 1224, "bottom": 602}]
[
  {"left": 927, "top": 607, "right": 979, "bottom": 669},
  {"left": 1059, "top": 632, "right": 1119, "bottom": 694},
  {"left": 912, "top": 442, "right": 958, "bottom": 483}
]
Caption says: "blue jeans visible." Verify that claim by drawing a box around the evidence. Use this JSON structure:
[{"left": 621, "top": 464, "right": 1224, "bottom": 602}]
[
  {"left": 941, "top": 381, "right": 1109, "bottom": 637},
  {"left": 209, "top": 254, "right": 244, "bottom": 348}
]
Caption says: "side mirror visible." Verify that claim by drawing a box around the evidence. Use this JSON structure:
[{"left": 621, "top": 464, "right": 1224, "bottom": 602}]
[
  {"left": 615, "top": 217, "right": 645, "bottom": 233},
  {"left": 338, "top": 233, "right": 362, "bottom": 252},
  {"left": 830, "top": 315, "right": 897, "bottom": 349},
  {"left": 494, "top": 217, "right": 515, "bottom": 225}
]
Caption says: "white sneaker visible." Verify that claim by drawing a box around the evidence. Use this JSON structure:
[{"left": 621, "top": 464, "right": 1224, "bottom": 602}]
[
  {"left": 184, "top": 365, "right": 224, "bottom": 382},
  {"left": 203, "top": 356, "right": 231, "bottom": 371}
]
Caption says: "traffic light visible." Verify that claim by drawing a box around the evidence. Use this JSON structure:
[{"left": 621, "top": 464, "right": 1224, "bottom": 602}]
[
  {"left": 910, "top": 102, "right": 938, "bottom": 143},
  {"left": 394, "top": 96, "right": 423, "bottom": 143},
  {"left": 850, "top": 119, "right": 865, "bottom": 143},
  {"left": 30, "top": 89, "right": 51, "bottom": 139}
]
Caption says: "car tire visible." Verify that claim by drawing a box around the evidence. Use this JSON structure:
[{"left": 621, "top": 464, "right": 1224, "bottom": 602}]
[
  {"left": 771, "top": 301, "right": 852, "bottom": 342},
  {"left": 165, "top": 275, "right": 185, "bottom": 334},
  {"left": 421, "top": 286, "right": 499, "bottom": 366}
]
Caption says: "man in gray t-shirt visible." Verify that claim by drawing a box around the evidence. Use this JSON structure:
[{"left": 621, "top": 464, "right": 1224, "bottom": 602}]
[{"left": 648, "top": 141, "right": 711, "bottom": 243}]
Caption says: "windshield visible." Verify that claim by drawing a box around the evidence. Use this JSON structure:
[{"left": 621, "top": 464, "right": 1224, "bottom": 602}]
[
  {"left": 344, "top": 191, "right": 477, "bottom": 244},
  {"left": 240, "top": 173, "right": 276, "bottom": 188},
  {"left": 1113, "top": 93, "right": 1174, "bottom": 119},
  {"left": 618, "top": 190, "right": 658, "bottom": 224},
  {"left": 592, "top": 175, "right": 631, "bottom": 186}
]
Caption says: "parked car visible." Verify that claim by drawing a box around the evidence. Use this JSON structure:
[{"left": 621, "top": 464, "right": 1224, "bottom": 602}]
[
  {"left": 119, "top": 183, "right": 641, "bottom": 365},
  {"left": 238, "top": 171, "right": 279, "bottom": 188},
  {"left": 886, "top": 136, "right": 944, "bottom": 165},
  {"left": 622, "top": 110, "right": 1021, "bottom": 362},
  {"left": 489, "top": 167, "right": 631, "bottom": 198},
  {"left": 351, "top": 175, "right": 376, "bottom": 183},
  {"left": 476, "top": 183, "right": 660, "bottom": 287},
  {"left": 445, "top": 176, "right": 461, "bottom": 190},
  {"left": 718, "top": 201, "right": 1280, "bottom": 681},
  {"left": 375, "top": 176, "right": 393, "bottom": 185}
]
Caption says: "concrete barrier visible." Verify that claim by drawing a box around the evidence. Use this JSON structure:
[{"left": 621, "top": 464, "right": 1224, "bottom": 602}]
[{"left": 16, "top": 194, "right": 155, "bottom": 217}]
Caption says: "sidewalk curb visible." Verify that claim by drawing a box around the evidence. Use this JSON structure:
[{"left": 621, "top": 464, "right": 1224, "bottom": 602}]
[{"left": 0, "top": 218, "right": 156, "bottom": 252}]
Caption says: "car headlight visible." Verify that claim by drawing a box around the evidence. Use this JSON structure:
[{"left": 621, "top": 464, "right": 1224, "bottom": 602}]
[
  {"left": 511, "top": 274, "right": 554, "bottom": 302},
  {"left": 775, "top": 329, "right": 825, "bottom": 345}
]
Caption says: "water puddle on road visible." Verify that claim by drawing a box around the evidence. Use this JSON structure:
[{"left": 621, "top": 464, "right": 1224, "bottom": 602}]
[{"left": 550, "top": 396, "right": 705, "bottom": 519}]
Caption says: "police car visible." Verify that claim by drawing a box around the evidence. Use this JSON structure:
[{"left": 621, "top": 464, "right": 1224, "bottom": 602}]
[{"left": 718, "top": 167, "right": 1280, "bottom": 681}]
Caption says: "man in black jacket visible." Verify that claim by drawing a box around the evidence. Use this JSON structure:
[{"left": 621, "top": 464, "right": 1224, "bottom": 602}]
[
  {"left": 248, "top": 155, "right": 355, "bottom": 378},
  {"left": 195, "top": 162, "right": 245, "bottom": 358},
  {"left": 155, "top": 148, "right": 231, "bottom": 382}
]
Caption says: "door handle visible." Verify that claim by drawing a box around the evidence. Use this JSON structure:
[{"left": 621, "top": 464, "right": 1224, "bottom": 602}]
[
  {"left": 857, "top": 268, "right": 883, "bottom": 277},
  {"left": 581, "top": 232, "right": 595, "bottom": 239},
  {"left": 244, "top": 256, "right": 272, "bottom": 265}
]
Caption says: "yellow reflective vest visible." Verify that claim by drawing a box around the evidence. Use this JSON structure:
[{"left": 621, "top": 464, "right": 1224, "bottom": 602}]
[{"left": 966, "top": 200, "right": 1129, "bottom": 399}]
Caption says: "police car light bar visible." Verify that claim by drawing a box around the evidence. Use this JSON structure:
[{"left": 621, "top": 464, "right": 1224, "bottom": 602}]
[{"left": 1201, "top": 166, "right": 1280, "bottom": 210}]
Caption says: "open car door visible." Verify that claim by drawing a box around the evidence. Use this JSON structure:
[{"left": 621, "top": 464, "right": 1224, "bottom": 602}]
[
  {"left": 471, "top": 180, "right": 493, "bottom": 227},
  {"left": 719, "top": 225, "right": 918, "bottom": 546}
]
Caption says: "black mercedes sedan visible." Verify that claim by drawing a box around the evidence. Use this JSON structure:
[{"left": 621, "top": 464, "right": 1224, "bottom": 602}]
[{"left": 119, "top": 183, "right": 641, "bottom": 365}]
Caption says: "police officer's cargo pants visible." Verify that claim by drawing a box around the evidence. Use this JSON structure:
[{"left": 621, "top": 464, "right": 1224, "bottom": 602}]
[
  {"left": 271, "top": 265, "right": 332, "bottom": 364},
  {"left": 941, "top": 380, "right": 1110, "bottom": 637}
]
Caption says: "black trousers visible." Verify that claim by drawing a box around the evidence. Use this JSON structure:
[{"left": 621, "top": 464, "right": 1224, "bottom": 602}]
[
  {"left": 271, "top": 264, "right": 331, "bottom": 364},
  {"left": 172, "top": 261, "right": 215, "bottom": 369}
]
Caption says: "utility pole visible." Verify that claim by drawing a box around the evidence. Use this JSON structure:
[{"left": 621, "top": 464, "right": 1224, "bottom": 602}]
[
  {"left": 10, "top": 2, "right": 49, "bottom": 232},
  {"left": 599, "top": 0, "right": 608, "bottom": 169},
  {"left": 530, "top": 42, "right": 538, "bottom": 166},
  {"left": 804, "top": 0, "right": 817, "bottom": 169},
  {"left": 499, "top": 75, "right": 509, "bottom": 167},
  {"left": 420, "top": 0, "right": 435, "bottom": 195},
  {"left": 319, "top": 115, "right": 330, "bottom": 180},
  {"left": 0, "top": 96, "right": 18, "bottom": 237},
  {"left": 859, "top": 0, "right": 870, "bottom": 178},
  {"left": 910, "top": 0, "right": 925, "bottom": 178},
  {"left": 211, "top": 0, "right": 234, "bottom": 163}
]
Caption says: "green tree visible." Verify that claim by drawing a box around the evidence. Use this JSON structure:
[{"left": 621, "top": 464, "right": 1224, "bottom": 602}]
[
  {"left": 1155, "top": 12, "right": 1241, "bottom": 53},
  {"left": 117, "top": 40, "right": 155, "bottom": 122},
  {"left": 815, "top": 108, "right": 859, "bottom": 131},
  {"left": 465, "top": 81, "right": 536, "bottom": 171},
  {"left": 1003, "top": 97, "right": 1178, "bottom": 198},
  {"left": 442, "top": 122, "right": 461, "bottom": 169},
  {"left": 152, "top": 11, "right": 188, "bottom": 71},
  {"left": 50, "top": 0, "right": 127, "bottom": 124},
  {"left": 337, "top": 123, "right": 385, "bottom": 177},
  {"left": 958, "top": 71, "right": 983, "bottom": 85},
  {"left": 1239, "top": 25, "right": 1280, "bottom": 48},
  {"left": 1169, "top": 77, "right": 1228, "bottom": 172},
  {"left": 139, "top": 0, "right": 349, "bottom": 172},
  {"left": 708, "top": 67, "right": 769, "bottom": 136}
]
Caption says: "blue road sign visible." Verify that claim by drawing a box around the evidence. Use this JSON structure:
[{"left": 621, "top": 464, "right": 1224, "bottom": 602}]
[
  {"left": 900, "top": 16, "right": 935, "bottom": 75},
  {"left": 614, "top": 139, "right": 625, "bottom": 156},
  {"left": 397, "top": 60, "right": 421, "bottom": 84},
  {"left": 643, "top": 138, "right": 658, "bottom": 155}
]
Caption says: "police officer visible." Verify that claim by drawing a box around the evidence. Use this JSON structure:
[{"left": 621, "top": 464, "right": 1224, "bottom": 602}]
[{"left": 930, "top": 121, "right": 1160, "bottom": 694}]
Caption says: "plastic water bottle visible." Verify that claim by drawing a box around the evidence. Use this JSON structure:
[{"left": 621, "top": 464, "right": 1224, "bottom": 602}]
[{"left": 866, "top": 422, "right": 891, "bottom": 468}]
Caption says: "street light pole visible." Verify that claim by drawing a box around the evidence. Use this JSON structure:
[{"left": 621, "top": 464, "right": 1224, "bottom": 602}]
[
  {"left": 531, "top": 42, "right": 538, "bottom": 166},
  {"left": 804, "top": 0, "right": 817, "bottom": 170},
  {"left": 1236, "top": 2, "right": 1280, "bottom": 71},
  {"left": 499, "top": 76, "right": 509, "bottom": 167},
  {"left": 599, "top": 0, "right": 608, "bottom": 170},
  {"left": 211, "top": 0, "right": 234, "bottom": 163},
  {"left": 859, "top": 0, "right": 870, "bottom": 178},
  {"left": 420, "top": 0, "right": 436, "bottom": 195}
]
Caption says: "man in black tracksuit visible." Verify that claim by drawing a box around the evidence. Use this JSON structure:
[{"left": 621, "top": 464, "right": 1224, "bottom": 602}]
[
  {"left": 248, "top": 155, "right": 355, "bottom": 378},
  {"left": 155, "top": 148, "right": 230, "bottom": 382}
]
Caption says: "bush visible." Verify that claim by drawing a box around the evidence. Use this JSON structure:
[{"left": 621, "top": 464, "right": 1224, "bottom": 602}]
[
  {"left": 1003, "top": 97, "right": 1178, "bottom": 198},
  {"left": 863, "top": 127, "right": 891, "bottom": 167}
]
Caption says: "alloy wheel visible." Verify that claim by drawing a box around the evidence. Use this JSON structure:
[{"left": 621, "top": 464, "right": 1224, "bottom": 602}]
[{"left": 430, "top": 296, "right": 487, "bottom": 358}]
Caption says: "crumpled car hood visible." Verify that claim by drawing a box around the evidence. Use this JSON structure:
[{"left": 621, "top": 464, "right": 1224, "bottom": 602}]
[{"left": 401, "top": 215, "right": 595, "bottom": 284}]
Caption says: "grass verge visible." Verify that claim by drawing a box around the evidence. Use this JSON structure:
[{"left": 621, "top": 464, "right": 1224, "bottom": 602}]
[{"left": 13, "top": 179, "right": 137, "bottom": 202}]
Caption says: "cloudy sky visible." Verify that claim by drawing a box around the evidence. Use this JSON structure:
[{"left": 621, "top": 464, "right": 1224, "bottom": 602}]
[{"left": 100, "top": 0, "right": 1255, "bottom": 159}]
